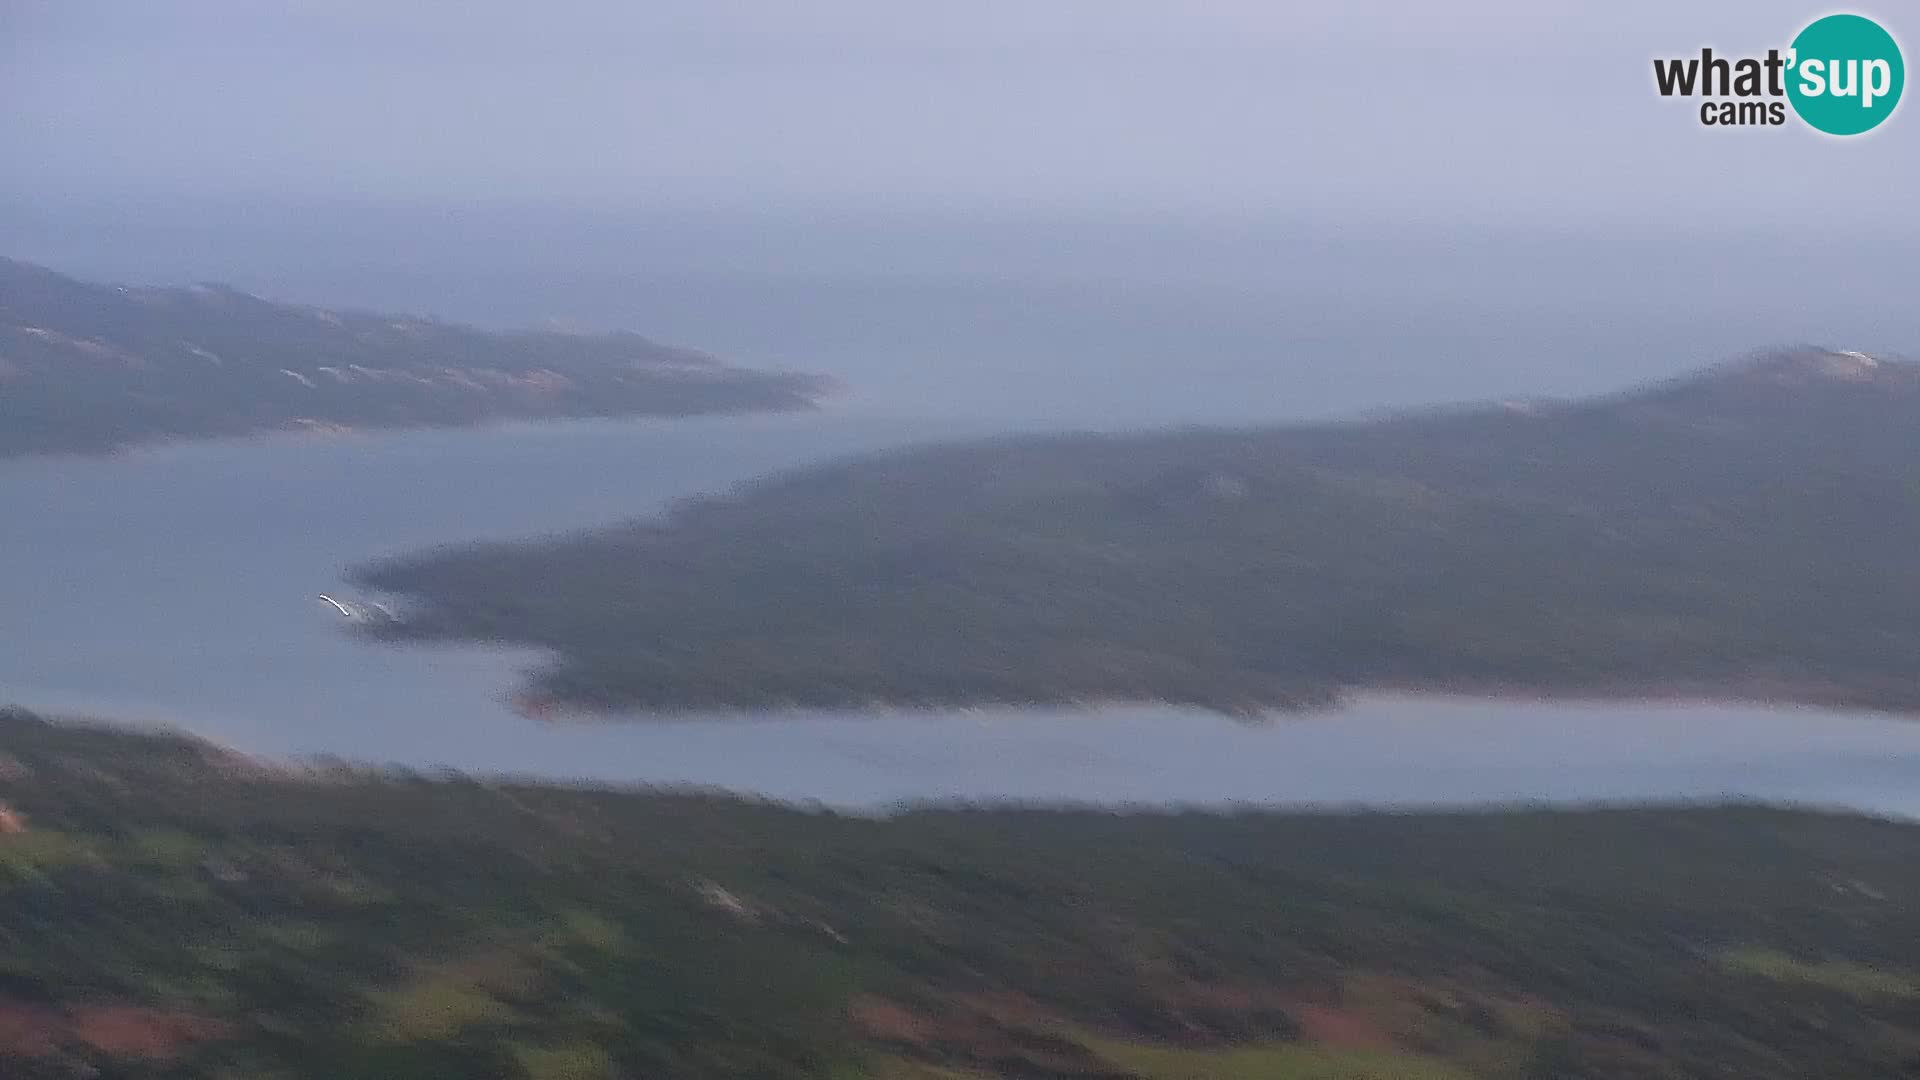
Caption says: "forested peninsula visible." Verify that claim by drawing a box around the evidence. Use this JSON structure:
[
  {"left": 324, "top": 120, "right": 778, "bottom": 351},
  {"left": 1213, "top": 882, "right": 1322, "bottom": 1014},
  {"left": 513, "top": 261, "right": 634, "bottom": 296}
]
[
  {"left": 0, "top": 257, "right": 831, "bottom": 457},
  {"left": 356, "top": 348, "right": 1920, "bottom": 717}
]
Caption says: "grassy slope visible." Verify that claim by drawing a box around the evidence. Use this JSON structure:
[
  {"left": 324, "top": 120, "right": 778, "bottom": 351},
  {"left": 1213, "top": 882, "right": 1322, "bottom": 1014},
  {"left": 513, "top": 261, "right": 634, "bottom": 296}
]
[{"left": 4, "top": 707, "right": 1920, "bottom": 1078}]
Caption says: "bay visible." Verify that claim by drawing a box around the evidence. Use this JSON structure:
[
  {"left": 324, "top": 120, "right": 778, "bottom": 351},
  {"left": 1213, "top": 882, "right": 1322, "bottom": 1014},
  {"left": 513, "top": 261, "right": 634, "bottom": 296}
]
[{"left": 5, "top": 415, "right": 1919, "bottom": 815}]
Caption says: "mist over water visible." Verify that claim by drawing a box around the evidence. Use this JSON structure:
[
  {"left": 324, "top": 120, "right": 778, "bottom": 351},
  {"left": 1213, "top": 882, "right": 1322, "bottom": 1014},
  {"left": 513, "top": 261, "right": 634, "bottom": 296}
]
[{"left": 6, "top": 204, "right": 1917, "bottom": 428}]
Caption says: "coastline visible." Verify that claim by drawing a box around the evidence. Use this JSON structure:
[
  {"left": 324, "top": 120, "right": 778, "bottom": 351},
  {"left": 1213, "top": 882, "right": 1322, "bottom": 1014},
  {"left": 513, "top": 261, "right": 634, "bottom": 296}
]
[
  {"left": 0, "top": 390, "right": 836, "bottom": 465},
  {"left": 497, "top": 677, "right": 1920, "bottom": 726}
]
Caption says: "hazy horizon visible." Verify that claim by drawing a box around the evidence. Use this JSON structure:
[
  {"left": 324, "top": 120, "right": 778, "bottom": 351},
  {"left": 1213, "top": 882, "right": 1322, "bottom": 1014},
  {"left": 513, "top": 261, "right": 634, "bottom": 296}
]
[
  {"left": 5, "top": 1, "right": 1917, "bottom": 424},
  {"left": 6, "top": 1, "right": 1914, "bottom": 225}
]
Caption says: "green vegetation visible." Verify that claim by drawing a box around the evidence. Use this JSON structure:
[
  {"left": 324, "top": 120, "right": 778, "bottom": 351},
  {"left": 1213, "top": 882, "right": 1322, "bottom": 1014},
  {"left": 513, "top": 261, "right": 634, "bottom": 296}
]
[
  {"left": 1720, "top": 947, "right": 1918, "bottom": 1000},
  {"left": 4, "top": 705, "right": 1920, "bottom": 1078},
  {"left": 1089, "top": 1039, "right": 1473, "bottom": 1080},
  {"left": 0, "top": 257, "right": 830, "bottom": 457},
  {"left": 356, "top": 347, "right": 1920, "bottom": 716}
]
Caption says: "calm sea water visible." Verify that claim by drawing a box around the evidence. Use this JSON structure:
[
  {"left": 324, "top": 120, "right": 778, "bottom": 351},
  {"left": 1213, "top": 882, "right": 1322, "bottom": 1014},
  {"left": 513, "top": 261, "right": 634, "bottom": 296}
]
[
  {"left": 8, "top": 214, "right": 1920, "bottom": 809},
  {"left": 6, "top": 413, "right": 1920, "bottom": 815}
]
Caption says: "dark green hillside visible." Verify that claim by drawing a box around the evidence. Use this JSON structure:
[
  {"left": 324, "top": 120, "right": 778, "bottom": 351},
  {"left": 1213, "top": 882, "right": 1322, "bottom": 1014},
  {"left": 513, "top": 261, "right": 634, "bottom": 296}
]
[
  {"left": 357, "top": 347, "right": 1920, "bottom": 716},
  {"left": 0, "top": 257, "right": 830, "bottom": 456}
]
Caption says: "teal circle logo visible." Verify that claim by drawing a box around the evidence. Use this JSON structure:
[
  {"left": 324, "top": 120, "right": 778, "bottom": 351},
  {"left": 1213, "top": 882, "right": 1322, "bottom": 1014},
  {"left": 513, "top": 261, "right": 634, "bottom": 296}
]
[{"left": 1787, "top": 14, "right": 1904, "bottom": 135}]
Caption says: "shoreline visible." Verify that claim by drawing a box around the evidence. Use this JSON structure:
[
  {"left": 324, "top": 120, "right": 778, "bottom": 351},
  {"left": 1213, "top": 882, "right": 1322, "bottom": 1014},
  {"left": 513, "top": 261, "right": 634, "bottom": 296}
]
[
  {"left": 0, "top": 393, "right": 836, "bottom": 466},
  {"left": 2, "top": 703, "right": 1914, "bottom": 823},
  {"left": 1342, "top": 678, "right": 1920, "bottom": 719},
  {"left": 502, "top": 678, "right": 1920, "bottom": 726},
  {"left": 9, "top": 692, "right": 1920, "bottom": 819}
]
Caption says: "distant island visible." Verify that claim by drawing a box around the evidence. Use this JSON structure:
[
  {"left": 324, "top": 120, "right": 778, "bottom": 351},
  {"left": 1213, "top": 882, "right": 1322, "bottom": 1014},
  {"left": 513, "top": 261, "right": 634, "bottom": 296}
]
[
  {"left": 355, "top": 347, "right": 1920, "bottom": 718},
  {"left": 6, "top": 705, "right": 1920, "bottom": 1079},
  {"left": 0, "top": 256, "right": 832, "bottom": 457}
]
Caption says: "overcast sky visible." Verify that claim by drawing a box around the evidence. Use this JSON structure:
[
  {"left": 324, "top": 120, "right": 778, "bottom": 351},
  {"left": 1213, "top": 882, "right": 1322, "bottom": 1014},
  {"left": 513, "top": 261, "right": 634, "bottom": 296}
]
[{"left": 3, "top": 0, "right": 1913, "bottom": 226}]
